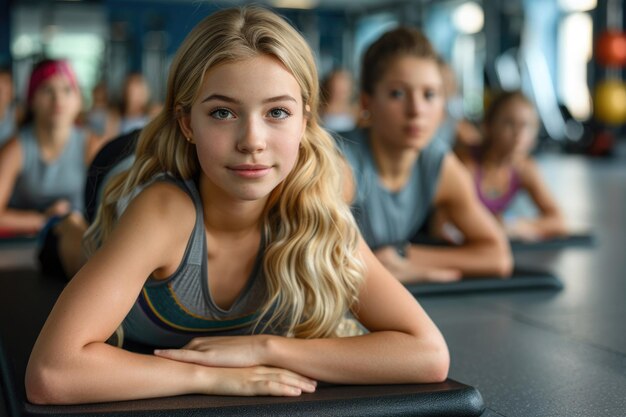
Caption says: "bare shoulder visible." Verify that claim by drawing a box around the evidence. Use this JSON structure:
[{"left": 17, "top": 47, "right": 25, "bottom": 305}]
[
  {"left": 515, "top": 157, "right": 543, "bottom": 185},
  {"left": 116, "top": 179, "right": 197, "bottom": 245},
  {"left": 440, "top": 153, "right": 473, "bottom": 188},
  {"left": 0, "top": 136, "right": 22, "bottom": 158},
  {"left": 100, "top": 179, "right": 197, "bottom": 275},
  {"left": 129, "top": 180, "right": 196, "bottom": 225},
  {"left": 0, "top": 136, "right": 23, "bottom": 172}
]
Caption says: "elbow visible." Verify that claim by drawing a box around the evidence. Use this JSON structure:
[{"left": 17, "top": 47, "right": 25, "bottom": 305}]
[
  {"left": 495, "top": 250, "right": 514, "bottom": 278},
  {"left": 25, "top": 360, "right": 70, "bottom": 405},
  {"left": 428, "top": 337, "right": 450, "bottom": 383},
  {"left": 491, "top": 236, "right": 513, "bottom": 278},
  {"left": 411, "top": 332, "right": 450, "bottom": 384}
]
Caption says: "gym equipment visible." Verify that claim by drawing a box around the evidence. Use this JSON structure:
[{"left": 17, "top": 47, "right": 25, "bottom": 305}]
[
  {"left": 596, "top": 30, "right": 626, "bottom": 67},
  {"left": 406, "top": 267, "right": 563, "bottom": 296},
  {"left": 0, "top": 268, "right": 485, "bottom": 417},
  {"left": 593, "top": 79, "right": 626, "bottom": 125}
]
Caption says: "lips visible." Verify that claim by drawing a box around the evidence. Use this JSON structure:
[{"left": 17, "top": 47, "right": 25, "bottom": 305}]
[
  {"left": 404, "top": 125, "right": 424, "bottom": 136},
  {"left": 227, "top": 164, "right": 272, "bottom": 179}
]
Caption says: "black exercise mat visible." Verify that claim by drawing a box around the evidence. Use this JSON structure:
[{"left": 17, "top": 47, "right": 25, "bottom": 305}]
[
  {"left": 509, "top": 233, "right": 595, "bottom": 251},
  {"left": 0, "top": 268, "right": 485, "bottom": 417},
  {"left": 411, "top": 233, "right": 595, "bottom": 252},
  {"left": 406, "top": 267, "right": 563, "bottom": 296},
  {"left": 21, "top": 380, "right": 484, "bottom": 417},
  {"left": 0, "top": 234, "right": 37, "bottom": 248}
]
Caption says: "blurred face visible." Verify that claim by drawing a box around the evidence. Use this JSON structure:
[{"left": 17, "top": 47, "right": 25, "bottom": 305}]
[
  {"left": 486, "top": 98, "right": 538, "bottom": 157},
  {"left": 124, "top": 75, "right": 149, "bottom": 111},
  {"left": 180, "top": 55, "right": 307, "bottom": 203},
  {"left": 328, "top": 72, "right": 352, "bottom": 103},
  {"left": 91, "top": 84, "right": 108, "bottom": 107},
  {"left": 363, "top": 56, "right": 445, "bottom": 150},
  {"left": 31, "top": 74, "right": 81, "bottom": 127},
  {"left": 0, "top": 73, "right": 13, "bottom": 110}
]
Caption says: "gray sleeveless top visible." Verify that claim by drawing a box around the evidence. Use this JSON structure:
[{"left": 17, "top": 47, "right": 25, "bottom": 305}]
[
  {"left": 121, "top": 175, "right": 274, "bottom": 348},
  {"left": 337, "top": 128, "right": 448, "bottom": 250},
  {"left": 0, "top": 104, "right": 17, "bottom": 145},
  {"left": 10, "top": 125, "right": 86, "bottom": 212}
]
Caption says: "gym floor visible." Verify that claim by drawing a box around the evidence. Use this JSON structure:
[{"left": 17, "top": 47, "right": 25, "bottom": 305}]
[{"left": 420, "top": 144, "right": 626, "bottom": 416}]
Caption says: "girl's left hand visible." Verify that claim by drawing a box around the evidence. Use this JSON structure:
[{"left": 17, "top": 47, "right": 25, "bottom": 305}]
[
  {"left": 153, "top": 335, "right": 271, "bottom": 368},
  {"left": 506, "top": 218, "right": 541, "bottom": 242},
  {"left": 375, "top": 246, "right": 461, "bottom": 283}
]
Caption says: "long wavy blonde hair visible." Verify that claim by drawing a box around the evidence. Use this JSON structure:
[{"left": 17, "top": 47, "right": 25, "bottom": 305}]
[{"left": 84, "top": 6, "right": 364, "bottom": 339}]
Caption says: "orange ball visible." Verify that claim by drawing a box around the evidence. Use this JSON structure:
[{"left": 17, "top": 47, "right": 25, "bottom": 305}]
[
  {"left": 594, "top": 80, "right": 626, "bottom": 125},
  {"left": 596, "top": 31, "right": 626, "bottom": 67}
]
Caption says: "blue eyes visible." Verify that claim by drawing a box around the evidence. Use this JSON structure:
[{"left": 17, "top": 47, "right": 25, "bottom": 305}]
[
  {"left": 389, "top": 89, "right": 439, "bottom": 100},
  {"left": 211, "top": 109, "right": 234, "bottom": 120},
  {"left": 209, "top": 107, "right": 291, "bottom": 120},
  {"left": 268, "top": 108, "right": 290, "bottom": 119},
  {"left": 424, "top": 90, "right": 437, "bottom": 100}
]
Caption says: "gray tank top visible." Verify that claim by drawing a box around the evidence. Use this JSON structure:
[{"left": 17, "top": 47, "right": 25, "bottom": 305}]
[
  {"left": 121, "top": 175, "right": 274, "bottom": 348},
  {"left": 338, "top": 128, "right": 448, "bottom": 250},
  {"left": 10, "top": 125, "right": 86, "bottom": 212}
]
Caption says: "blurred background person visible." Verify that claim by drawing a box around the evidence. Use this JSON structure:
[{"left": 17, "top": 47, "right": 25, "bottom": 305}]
[
  {"left": 84, "top": 80, "right": 118, "bottom": 143},
  {"left": 454, "top": 90, "right": 567, "bottom": 241},
  {"left": 319, "top": 68, "right": 359, "bottom": 133},
  {"left": 112, "top": 72, "right": 160, "bottom": 136},
  {"left": 0, "top": 66, "right": 21, "bottom": 146},
  {"left": 0, "top": 59, "right": 102, "bottom": 234}
]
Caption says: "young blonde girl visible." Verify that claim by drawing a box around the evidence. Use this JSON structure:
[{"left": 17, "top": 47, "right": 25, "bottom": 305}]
[{"left": 26, "top": 6, "right": 448, "bottom": 404}]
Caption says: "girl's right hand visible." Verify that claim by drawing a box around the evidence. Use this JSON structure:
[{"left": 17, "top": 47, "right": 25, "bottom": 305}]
[
  {"left": 201, "top": 365, "right": 317, "bottom": 396},
  {"left": 44, "top": 199, "right": 72, "bottom": 218},
  {"left": 375, "top": 246, "right": 461, "bottom": 283},
  {"left": 505, "top": 218, "right": 541, "bottom": 242}
]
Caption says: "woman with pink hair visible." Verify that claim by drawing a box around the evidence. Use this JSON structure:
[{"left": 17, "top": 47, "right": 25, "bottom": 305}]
[{"left": 0, "top": 59, "right": 102, "bottom": 235}]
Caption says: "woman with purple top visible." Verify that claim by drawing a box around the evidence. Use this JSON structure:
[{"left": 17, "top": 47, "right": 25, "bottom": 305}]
[{"left": 455, "top": 90, "right": 567, "bottom": 241}]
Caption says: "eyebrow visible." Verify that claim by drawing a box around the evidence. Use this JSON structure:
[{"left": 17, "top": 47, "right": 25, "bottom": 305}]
[{"left": 201, "top": 94, "right": 297, "bottom": 104}]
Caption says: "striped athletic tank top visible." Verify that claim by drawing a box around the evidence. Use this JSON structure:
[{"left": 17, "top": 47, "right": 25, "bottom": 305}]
[{"left": 121, "top": 175, "right": 280, "bottom": 348}]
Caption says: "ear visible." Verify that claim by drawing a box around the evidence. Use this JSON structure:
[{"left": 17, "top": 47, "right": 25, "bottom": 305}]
[
  {"left": 301, "top": 104, "right": 310, "bottom": 136},
  {"left": 359, "top": 93, "right": 371, "bottom": 112},
  {"left": 176, "top": 105, "right": 193, "bottom": 139}
]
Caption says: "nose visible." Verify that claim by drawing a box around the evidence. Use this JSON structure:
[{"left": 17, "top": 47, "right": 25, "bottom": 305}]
[
  {"left": 50, "top": 89, "right": 65, "bottom": 106},
  {"left": 406, "top": 92, "right": 421, "bottom": 117},
  {"left": 236, "top": 116, "right": 267, "bottom": 154},
  {"left": 511, "top": 122, "right": 528, "bottom": 141}
]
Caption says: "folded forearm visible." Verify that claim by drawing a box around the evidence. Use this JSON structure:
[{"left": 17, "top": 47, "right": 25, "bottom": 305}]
[
  {"left": 0, "top": 209, "right": 45, "bottom": 231},
  {"left": 407, "top": 242, "right": 512, "bottom": 277},
  {"left": 263, "top": 331, "right": 448, "bottom": 384},
  {"left": 533, "top": 215, "right": 568, "bottom": 238},
  {"left": 26, "top": 343, "right": 206, "bottom": 404}
]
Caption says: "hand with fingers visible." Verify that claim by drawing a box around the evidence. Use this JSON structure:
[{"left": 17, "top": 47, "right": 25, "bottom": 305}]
[
  {"left": 44, "top": 199, "right": 72, "bottom": 218},
  {"left": 154, "top": 335, "right": 271, "bottom": 368},
  {"left": 154, "top": 336, "right": 317, "bottom": 397},
  {"left": 200, "top": 366, "right": 317, "bottom": 397},
  {"left": 505, "top": 218, "right": 541, "bottom": 242},
  {"left": 375, "top": 246, "right": 462, "bottom": 283}
]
